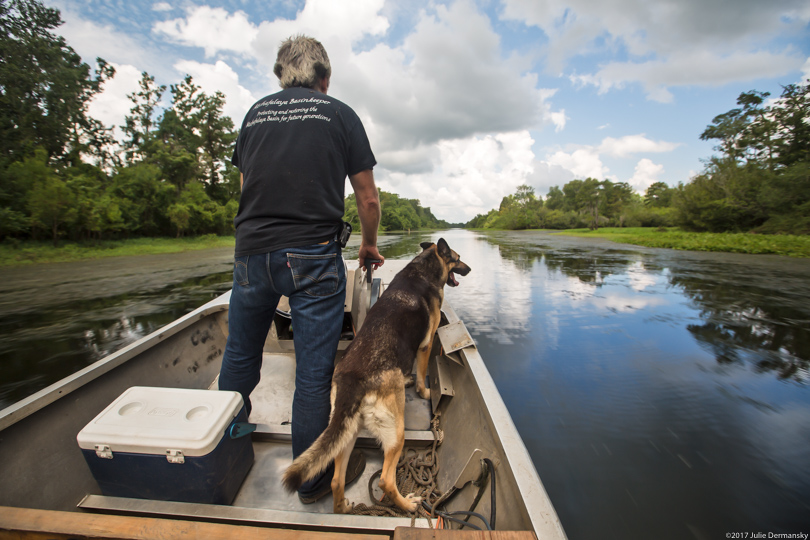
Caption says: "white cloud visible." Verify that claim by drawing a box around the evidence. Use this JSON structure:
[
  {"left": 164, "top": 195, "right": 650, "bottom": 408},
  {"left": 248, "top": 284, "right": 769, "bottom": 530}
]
[
  {"left": 376, "top": 131, "right": 539, "bottom": 222},
  {"left": 56, "top": 4, "right": 153, "bottom": 71},
  {"left": 147, "top": 0, "right": 566, "bottom": 193},
  {"left": 172, "top": 60, "right": 257, "bottom": 123},
  {"left": 87, "top": 63, "right": 143, "bottom": 137},
  {"left": 502, "top": 0, "right": 810, "bottom": 61},
  {"left": 525, "top": 160, "right": 576, "bottom": 196},
  {"left": 526, "top": 134, "right": 678, "bottom": 198},
  {"left": 339, "top": 1, "right": 563, "bottom": 171},
  {"left": 572, "top": 50, "right": 805, "bottom": 102},
  {"left": 252, "top": 0, "right": 390, "bottom": 62},
  {"left": 545, "top": 147, "right": 610, "bottom": 181},
  {"left": 152, "top": 2, "right": 173, "bottom": 12},
  {"left": 502, "top": 0, "right": 810, "bottom": 100},
  {"left": 628, "top": 158, "right": 665, "bottom": 193},
  {"left": 186, "top": 0, "right": 391, "bottom": 75},
  {"left": 154, "top": 6, "right": 258, "bottom": 58},
  {"left": 599, "top": 135, "right": 680, "bottom": 158},
  {"left": 549, "top": 110, "right": 568, "bottom": 132}
]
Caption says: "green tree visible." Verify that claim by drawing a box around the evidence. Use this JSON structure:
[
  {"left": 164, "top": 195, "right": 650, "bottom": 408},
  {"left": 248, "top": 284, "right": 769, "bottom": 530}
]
[
  {"left": 110, "top": 162, "right": 175, "bottom": 236},
  {"left": 700, "top": 90, "right": 770, "bottom": 163},
  {"left": 644, "top": 181, "right": 674, "bottom": 208},
  {"left": 544, "top": 186, "right": 564, "bottom": 210},
  {"left": 601, "top": 181, "right": 634, "bottom": 225},
  {"left": 2, "top": 149, "right": 54, "bottom": 238},
  {"left": 678, "top": 81, "right": 810, "bottom": 234},
  {"left": 770, "top": 82, "right": 810, "bottom": 168},
  {"left": 24, "top": 156, "right": 76, "bottom": 245},
  {"left": 675, "top": 158, "right": 770, "bottom": 232},
  {"left": 197, "top": 90, "right": 237, "bottom": 197},
  {"left": 152, "top": 75, "right": 237, "bottom": 196},
  {"left": 565, "top": 178, "right": 603, "bottom": 229},
  {"left": 0, "top": 0, "right": 113, "bottom": 165},
  {"left": 122, "top": 71, "right": 165, "bottom": 165},
  {"left": 498, "top": 184, "right": 543, "bottom": 229}
]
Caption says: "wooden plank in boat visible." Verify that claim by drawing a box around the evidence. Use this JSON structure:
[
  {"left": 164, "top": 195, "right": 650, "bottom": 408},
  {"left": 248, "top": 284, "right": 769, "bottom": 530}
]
[
  {"left": 393, "top": 527, "right": 538, "bottom": 540},
  {"left": 0, "top": 506, "right": 389, "bottom": 540}
]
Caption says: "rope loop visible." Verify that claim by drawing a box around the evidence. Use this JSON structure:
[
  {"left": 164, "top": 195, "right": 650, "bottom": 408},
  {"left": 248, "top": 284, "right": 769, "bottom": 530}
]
[{"left": 350, "top": 413, "right": 445, "bottom": 527}]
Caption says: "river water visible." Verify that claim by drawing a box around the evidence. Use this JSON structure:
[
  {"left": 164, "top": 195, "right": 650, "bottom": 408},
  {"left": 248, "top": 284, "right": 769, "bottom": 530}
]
[{"left": 1, "top": 229, "right": 809, "bottom": 539}]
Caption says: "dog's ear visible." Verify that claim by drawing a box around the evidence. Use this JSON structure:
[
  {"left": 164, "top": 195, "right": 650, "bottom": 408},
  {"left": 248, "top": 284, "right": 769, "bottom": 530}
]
[
  {"left": 437, "top": 238, "right": 451, "bottom": 258},
  {"left": 420, "top": 242, "right": 434, "bottom": 251}
]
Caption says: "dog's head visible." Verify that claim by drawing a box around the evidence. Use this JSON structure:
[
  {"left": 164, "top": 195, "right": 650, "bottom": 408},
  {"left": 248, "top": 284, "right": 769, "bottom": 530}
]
[{"left": 420, "top": 238, "right": 472, "bottom": 287}]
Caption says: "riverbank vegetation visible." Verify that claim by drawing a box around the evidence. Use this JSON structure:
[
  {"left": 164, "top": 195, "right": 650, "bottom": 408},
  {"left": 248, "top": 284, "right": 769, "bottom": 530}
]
[
  {"left": 556, "top": 228, "right": 810, "bottom": 258},
  {"left": 466, "top": 82, "right": 810, "bottom": 237},
  {"left": 0, "top": 235, "right": 235, "bottom": 266}
]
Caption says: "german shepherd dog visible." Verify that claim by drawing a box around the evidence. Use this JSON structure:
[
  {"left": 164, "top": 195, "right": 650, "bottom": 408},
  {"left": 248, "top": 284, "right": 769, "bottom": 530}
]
[{"left": 282, "top": 238, "right": 471, "bottom": 513}]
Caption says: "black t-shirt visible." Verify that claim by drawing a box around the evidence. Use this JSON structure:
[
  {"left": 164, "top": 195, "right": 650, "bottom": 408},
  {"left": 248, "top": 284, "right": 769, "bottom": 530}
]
[{"left": 232, "top": 87, "right": 376, "bottom": 256}]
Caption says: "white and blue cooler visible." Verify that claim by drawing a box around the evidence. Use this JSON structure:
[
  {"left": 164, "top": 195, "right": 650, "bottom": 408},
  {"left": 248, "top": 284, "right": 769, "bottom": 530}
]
[{"left": 77, "top": 386, "right": 254, "bottom": 505}]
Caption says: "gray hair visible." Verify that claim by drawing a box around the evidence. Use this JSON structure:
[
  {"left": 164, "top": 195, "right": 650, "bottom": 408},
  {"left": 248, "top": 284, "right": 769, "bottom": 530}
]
[{"left": 274, "top": 35, "right": 331, "bottom": 89}]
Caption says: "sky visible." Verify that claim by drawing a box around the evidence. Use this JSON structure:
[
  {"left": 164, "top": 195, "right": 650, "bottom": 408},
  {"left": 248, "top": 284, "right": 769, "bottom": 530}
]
[{"left": 49, "top": 0, "right": 810, "bottom": 223}]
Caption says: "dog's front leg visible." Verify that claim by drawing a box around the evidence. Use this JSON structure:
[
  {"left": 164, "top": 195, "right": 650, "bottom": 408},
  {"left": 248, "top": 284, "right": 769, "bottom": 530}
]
[
  {"left": 415, "top": 342, "right": 432, "bottom": 400},
  {"left": 415, "top": 315, "right": 440, "bottom": 400}
]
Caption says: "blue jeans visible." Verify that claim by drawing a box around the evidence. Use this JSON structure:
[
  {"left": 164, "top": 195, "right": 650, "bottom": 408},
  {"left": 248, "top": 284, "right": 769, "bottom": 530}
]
[{"left": 219, "top": 240, "right": 346, "bottom": 497}]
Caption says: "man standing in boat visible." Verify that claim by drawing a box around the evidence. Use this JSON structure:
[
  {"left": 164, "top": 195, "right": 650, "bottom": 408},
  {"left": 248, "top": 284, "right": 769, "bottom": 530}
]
[{"left": 219, "top": 35, "right": 383, "bottom": 504}]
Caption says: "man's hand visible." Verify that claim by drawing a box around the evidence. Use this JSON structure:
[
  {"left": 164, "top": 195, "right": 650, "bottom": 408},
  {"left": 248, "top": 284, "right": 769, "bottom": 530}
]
[{"left": 358, "top": 243, "right": 384, "bottom": 271}]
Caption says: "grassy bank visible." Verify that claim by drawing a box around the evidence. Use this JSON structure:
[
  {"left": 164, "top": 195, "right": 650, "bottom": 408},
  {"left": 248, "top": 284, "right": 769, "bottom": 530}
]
[
  {"left": 556, "top": 227, "right": 810, "bottom": 257},
  {"left": 0, "top": 235, "right": 236, "bottom": 267}
]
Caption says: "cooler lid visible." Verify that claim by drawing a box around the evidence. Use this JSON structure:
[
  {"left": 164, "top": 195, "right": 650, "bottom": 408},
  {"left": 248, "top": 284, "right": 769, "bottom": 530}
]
[{"left": 77, "top": 387, "right": 244, "bottom": 457}]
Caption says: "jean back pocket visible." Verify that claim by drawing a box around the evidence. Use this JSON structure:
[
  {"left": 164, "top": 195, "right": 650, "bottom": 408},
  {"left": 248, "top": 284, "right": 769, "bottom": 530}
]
[
  {"left": 287, "top": 253, "right": 339, "bottom": 297},
  {"left": 234, "top": 255, "right": 250, "bottom": 287}
]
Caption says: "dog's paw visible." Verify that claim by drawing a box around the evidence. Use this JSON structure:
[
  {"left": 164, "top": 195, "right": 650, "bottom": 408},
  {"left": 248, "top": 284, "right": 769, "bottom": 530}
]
[
  {"left": 402, "top": 493, "right": 422, "bottom": 513},
  {"left": 334, "top": 498, "right": 354, "bottom": 514},
  {"left": 404, "top": 374, "right": 416, "bottom": 388},
  {"left": 417, "top": 387, "right": 430, "bottom": 400}
]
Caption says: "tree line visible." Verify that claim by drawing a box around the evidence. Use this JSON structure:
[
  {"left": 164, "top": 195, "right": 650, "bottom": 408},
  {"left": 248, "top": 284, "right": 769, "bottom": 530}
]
[
  {"left": 466, "top": 180, "right": 675, "bottom": 230},
  {"left": 467, "top": 81, "right": 810, "bottom": 234},
  {"left": 344, "top": 190, "right": 451, "bottom": 233},
  {"left": 0, "top": 0, "right": 446, "bottom": 247},
  {"left": 1, "top": 0, "right": 240, "bottom": 244}
]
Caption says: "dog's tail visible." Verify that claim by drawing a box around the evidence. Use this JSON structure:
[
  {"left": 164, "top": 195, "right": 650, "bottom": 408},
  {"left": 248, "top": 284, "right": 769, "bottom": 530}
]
[{"left": 281, "top": 389, "right": 362, "bottom": 493}]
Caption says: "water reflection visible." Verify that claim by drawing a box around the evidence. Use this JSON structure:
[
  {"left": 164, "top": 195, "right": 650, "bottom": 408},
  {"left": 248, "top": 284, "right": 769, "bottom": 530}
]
[
  {"left": 0, "top": 271, "right": 232, "bottom": 408},
  {"left": 474, "top": 230, "right": 810, "bottom": 383},
  {"left": 440, "top": 230, "right": 810, "bottom": 539},
  {"left": 670, "top": 272, "right": 810, "bottom": 382}
]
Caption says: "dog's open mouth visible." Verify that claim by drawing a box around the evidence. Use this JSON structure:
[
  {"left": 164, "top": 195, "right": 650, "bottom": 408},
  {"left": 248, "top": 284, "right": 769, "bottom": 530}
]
[{"left": 447, "top": 270, "right": 461, "bottom": 287}]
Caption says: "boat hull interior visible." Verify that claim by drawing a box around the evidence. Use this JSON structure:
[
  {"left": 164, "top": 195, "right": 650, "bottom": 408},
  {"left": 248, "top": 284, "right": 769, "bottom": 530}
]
[{"left": 0, "top": 261, "right": 566, "bottom": 538}]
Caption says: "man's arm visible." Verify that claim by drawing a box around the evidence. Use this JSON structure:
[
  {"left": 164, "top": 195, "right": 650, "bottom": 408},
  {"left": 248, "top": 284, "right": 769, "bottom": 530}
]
[{"left": 348, "top": 169, "right": 384, "bottom": 269}]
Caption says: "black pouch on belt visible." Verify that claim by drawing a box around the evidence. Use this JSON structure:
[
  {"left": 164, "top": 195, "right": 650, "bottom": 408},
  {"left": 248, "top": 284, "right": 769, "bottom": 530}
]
[{"left": 337, "top": 221, "right": 352, "bottom": 248}]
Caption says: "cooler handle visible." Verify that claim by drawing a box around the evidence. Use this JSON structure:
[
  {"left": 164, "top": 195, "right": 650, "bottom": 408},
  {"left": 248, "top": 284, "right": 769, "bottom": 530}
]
[{"left": 229, "top": 422, "right": 257, "bottom": 439}]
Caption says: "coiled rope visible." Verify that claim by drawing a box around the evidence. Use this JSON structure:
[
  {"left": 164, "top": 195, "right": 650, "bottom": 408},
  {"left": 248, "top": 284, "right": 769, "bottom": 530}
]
[{"left": 350, "top": 413, "right": 445, "bottom": 527}]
